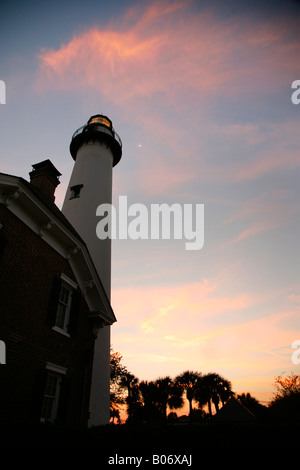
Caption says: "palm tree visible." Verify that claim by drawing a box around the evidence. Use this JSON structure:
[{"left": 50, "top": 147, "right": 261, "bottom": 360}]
[
  {"left": 110, "top": 407, "right": 121, "bottom": 424},
  {"left": 120, "top": 371, "right": 139, "bottom": 397},
  {"left": 174, "top": 370, "right": 202, "bottom": 422},
  {"left": 139, "top": 380, "right": 162, "bottom": 423},
  {"left": 154, "top": 376, "right": 184, "bottom": 421},
  {"left": 197, "top": 373, "right": 232, "bottom": 417},
  {"left": 193, "top": 374, "right": 211, "bottom": 414},
  {"left": 120, "top": 371, "right": 141, "bottom": 420},
  {"left": 212, "top": 373, "right": 232, "bottom": 412}
]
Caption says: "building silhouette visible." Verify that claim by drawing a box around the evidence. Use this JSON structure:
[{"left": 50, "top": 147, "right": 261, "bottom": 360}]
[
  {"left": 0, "top": 114, "right": 121, "bottom": 427},
  {"left": 214, "top": 397, "right": 256, "bottom": 422}
]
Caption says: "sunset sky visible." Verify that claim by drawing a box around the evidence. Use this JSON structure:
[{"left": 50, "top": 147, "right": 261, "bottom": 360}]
[{"left": 1, "top": 0, "right": 300, "bottom": 405}]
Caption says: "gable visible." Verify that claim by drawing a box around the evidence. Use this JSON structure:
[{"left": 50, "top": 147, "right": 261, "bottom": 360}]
[
  {"left": 0, "top": 173, "right": 116, "bottom": 327},
  {"left": 214, "top": 398, "right": 256, "bottom": 422}
]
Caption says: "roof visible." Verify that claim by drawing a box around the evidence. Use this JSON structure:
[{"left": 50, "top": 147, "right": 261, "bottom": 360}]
[
  {"left": 214, "top": 397, "right": 256, "bottom": 422},
  {"left": 21, "top": 176, "right": 85, "bottom": 242},
  {"left": 0, "top": 171, "right": 116, "bottom": 327}
]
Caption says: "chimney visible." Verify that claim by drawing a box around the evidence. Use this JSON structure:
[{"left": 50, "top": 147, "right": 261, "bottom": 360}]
[{"left": 29, "top": 160, "right": 61, "bottom": 203}]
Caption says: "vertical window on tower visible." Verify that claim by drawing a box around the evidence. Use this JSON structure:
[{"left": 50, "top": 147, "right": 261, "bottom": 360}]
[{"left": 69, "top": 184, "right": 83, "bottom": 199}]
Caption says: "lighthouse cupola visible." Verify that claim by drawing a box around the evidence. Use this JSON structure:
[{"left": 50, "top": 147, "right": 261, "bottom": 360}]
[{"left": 70, "top": 114, "right": 122, "bottom": 165}]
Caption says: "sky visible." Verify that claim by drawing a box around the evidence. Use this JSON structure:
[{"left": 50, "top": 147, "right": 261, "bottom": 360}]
[{"left": 1, "top": 0, "right": 300, "bottom": 406}]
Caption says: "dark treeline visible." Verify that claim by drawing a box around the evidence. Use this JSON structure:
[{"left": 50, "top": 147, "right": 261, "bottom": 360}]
[
  {"left": 110, "top": 349, "right": 300, "bottom": 425},
  {"left": 110, "top": 348, "right": 293, "bottom": 425}
]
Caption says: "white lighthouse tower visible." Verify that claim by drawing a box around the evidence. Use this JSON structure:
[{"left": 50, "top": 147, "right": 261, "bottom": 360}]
[{"left": 62, "top": 114, "right": 122, "bottom": 426}]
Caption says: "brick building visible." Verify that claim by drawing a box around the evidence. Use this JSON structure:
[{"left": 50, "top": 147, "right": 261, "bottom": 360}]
[{"left": 0, "top": 160, "right": 116, "bottom": 428}]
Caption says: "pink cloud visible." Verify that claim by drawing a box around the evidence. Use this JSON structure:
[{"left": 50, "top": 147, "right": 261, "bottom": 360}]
[
  {"left": 111, "top": 279, "right": 254, "bottom": 338},
  {"left": 36, "top": 1, "right": 300, "bottom": 103},
  {"left": 288, "top": 293, "right": 300, "bottom": 304},
  {"left": 198, "top": 309, "right": 298, "bottom": 376},
  {"left": 35, "top": 1, "right": 300, "bottom": 193},
  {"left": 233, "top": 148, "right": 300, "bottom": 182},
  {"left": 191, "top": 120, "right": 300, "bottom": 184},
  {"left": 110, "top": 280, "right": 253, "bottom": 379},
  {"left": 111, "top": 280, "right": 299, "bottom": 403},
  {"left": 225, "top": 189, "right": 297, "bottom": 243}
]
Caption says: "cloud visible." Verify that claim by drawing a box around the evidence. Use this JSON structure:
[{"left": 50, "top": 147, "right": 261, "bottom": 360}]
[
  {"left": 112, "top": 279, "right": 254, "bottom": 339},
  {"left": 36, "top": 1, "right": 300, "bottom": 104},
  {"left": 35, "top": 0, "right": 300, "bottom": 197},
  {"left": 224, "top": 189, "right": 297, "bottom": 243},
  {"left": 111, "top": 279, "right": 299, "bottom": 398},
  {"left": 191, "top": 119, "right": 300, "bottom": 185},
  {"left": 288, "top": 293, "right": 300, "bottom": 304},
  {"left": 232, "top": 147, "right": 300, "bottom": 182}
]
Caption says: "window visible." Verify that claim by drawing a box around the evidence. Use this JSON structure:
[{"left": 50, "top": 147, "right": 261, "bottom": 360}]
[
  {"left": 69, "top": 184, "right": 83, "bottom": 199},
  {"left": 88, "top": 115, "right": 111, "bottom": 128},
  {"left": 40, "top": 363, "right": 68, "bottom": 423},
  {"left": 47, "top": 273, "right": 80, "bottom": 336},
  {"left": 40, "top": 372, "right": 61, "bottom": 422},
  {"left": 55, "top": 283, "right": 72, "bottom": 331}
]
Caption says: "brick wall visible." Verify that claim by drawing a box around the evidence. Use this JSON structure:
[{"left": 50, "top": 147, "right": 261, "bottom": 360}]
[{"left": 0, "top": 204, "right": 95, "bottom": 428}]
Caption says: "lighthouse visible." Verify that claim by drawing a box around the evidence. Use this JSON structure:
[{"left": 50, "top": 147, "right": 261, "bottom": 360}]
[{"left": 62, "top": 114, "right": 122, "bottom": 425}]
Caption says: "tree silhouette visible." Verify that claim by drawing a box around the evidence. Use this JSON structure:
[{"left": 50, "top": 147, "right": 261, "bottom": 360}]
[
  {"left": 237, "top": 392, "right": 259, "bottom": 409},
  {"left": 138, "top": 380, "right": 162, "bottom": 423},
  {"left": 154, "top": 376, "right": 184, "bottom": 421},
  {"left": 195, "top": 373, "right": 232, "bottom": 417},
  {"left": 110, "top": 348, "right": 127, "bottom": 421},
  {"left": 110, "top": 348, "right": 142, "bottom": 422},
  {"left": 110, "top": 407, "right": 122, "bottom": 424},
  {"left": 111, "top": 348, "right": 266, "bottom": 426},
  {"left": 120, "top": 371, "right": 141, "bottom": 420},
  {"left": 174, "top": 370, "right": 201, "bottom": 422},
  {"left": 273, "top": 372, "right": 300, "bottom": 398},
  {"left": 136, "top": 377, "right": 184, "bottom": 423},
  {"left": 193, "top": 375, "right": 211, "bottom": 414},
  {"left": 269, "top": 373, "right": 300, "bottom": 422}
]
